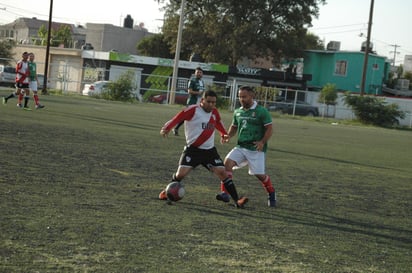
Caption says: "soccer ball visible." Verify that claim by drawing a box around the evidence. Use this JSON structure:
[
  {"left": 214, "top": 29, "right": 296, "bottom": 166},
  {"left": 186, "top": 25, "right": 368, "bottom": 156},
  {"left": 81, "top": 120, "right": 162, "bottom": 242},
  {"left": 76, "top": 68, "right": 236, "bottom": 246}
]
[{"left": 165, "top": 182, "right": 185, "bottom": 201}]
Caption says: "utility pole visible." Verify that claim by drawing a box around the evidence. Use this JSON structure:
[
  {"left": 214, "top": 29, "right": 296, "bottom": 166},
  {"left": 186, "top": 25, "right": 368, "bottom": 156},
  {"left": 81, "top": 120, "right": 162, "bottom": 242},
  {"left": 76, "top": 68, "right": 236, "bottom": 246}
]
[
  {"left": 360, "top": 0, "right": 374, "bottom": 96},
  {"left": 169, "top": 0, "right": 186, "bottom": 104},
  {"left": 389, "top": 44, "right": 400, "bottom": 66},
  {"left": 42, "top": 0, "right": 53, "bottom": 95}
]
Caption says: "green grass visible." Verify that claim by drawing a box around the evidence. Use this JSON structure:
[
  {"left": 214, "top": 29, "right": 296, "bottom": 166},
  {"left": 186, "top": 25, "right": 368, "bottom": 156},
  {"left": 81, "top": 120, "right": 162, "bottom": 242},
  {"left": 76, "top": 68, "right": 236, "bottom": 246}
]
[{"left": 1, "top": 90, "right": 411, "bottom": 273}]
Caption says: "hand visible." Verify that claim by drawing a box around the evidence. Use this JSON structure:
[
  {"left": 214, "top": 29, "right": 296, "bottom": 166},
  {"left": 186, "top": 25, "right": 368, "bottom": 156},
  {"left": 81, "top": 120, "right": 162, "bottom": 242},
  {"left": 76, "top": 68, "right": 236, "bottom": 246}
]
[
  {"left": 254, "top": 141, "right": 264, "bottom": 151},
  {"left": 160, "top": 128, "right": 169, "bottom": 138},
  {"left": 220, "top": 134, "right": 230, "bottom": 144}
]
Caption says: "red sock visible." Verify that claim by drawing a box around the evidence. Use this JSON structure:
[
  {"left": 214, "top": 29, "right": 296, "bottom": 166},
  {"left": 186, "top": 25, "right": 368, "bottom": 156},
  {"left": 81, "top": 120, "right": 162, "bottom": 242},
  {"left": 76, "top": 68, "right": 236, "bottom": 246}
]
[
  {"left": 33, "top": 94, "right": 39, "bottom": 105},
  {"left": 220, "top": 171, "right": 233, "bottom": 193},
  {"left": 261, "top": 175, "right": 275, "bottom": 193},
  {"left": 18, "top": 93, "right": 24, "bottom": 104}
]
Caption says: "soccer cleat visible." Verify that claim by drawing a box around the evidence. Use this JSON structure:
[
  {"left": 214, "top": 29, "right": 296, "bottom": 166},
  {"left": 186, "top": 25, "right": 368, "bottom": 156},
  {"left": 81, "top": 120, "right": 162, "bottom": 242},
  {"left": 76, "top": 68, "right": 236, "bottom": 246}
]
[
  {"left": 23, "top": 106, "right": 32, "bottom": 111},
  {"left": 216, "top": 192, "right": 230, "bottom": 203},
  {"left": 172, "top": 129, "right": 179, "bottom": 136},
  {"left": 36, "top": 104, "right": 45, "bottom": 109},
  {"left": 236, "top": 196, "right": 249, "bottom": 208},
  {"left": 268, "top": 192, "right": 276, "bottom": 207},
  {"left": 2, "top": 97, "right": 6, "bottom": 104},
  {"left": 159, "top": 190, "right": 168, "bottom": 200}
]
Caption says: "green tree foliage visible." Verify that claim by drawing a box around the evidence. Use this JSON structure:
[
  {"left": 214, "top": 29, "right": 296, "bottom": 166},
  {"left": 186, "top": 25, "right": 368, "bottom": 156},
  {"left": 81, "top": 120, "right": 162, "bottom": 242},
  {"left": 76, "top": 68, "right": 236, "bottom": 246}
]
[
  {"left": 344, "top": 94, "right": 405, "bottom": 127},
  {"left": 137, "top": 33, "right": 174, "bottom": 58},
  {"left": 319, "top": 83, "right": 337, "bottom": 105},
  {"left": 102, "top": 71, "right": 135, "bottom": 102},
  {"left": 0, "top": 39, "right": 16, "bottom": 65},
  {"left": 36, "top": 24, "right": 72, "bottom": 47},
  {"left": 157, "top": 0, "right": 325, "bottom": 65}
]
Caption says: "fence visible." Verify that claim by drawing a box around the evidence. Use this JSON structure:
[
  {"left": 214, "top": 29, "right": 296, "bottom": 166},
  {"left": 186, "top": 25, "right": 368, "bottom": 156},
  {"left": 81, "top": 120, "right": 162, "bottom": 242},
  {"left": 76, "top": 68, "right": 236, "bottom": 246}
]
[{"left": 3, "top": 58, "right": 412, "bottom": 127}]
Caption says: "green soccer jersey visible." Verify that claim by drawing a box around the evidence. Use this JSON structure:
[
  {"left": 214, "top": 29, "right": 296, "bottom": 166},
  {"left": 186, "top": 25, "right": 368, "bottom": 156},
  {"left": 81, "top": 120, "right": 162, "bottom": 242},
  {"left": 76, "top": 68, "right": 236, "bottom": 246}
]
[
  {"left": 186, "top": 77, "right": 205, "bottom": 105},
  {"left": 232, "top": 101, "right": 272, "bottom": 152},
  {"left": 28, "top": 62, "right": 37, "bottom": 81}
]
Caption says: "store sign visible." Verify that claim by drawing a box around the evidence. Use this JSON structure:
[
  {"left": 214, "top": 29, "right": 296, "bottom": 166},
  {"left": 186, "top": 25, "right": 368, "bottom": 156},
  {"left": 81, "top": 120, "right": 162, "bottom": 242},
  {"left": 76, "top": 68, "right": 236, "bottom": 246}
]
[{"left": 236, "top": 65, "right": 261, "bottom": 76}]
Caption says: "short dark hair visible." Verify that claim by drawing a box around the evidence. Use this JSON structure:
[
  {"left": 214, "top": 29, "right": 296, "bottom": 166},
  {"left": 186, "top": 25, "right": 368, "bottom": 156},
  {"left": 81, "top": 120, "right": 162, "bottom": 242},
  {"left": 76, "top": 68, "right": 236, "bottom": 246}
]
[
  {"left": 239, "top": 85, "right": 254, "bottom": 93},
  {"left": 203, "top": 90, "right": 217, "bottom": 98},
  {"left": 195, "top": 67, "right": 203, "bottom": 72}
]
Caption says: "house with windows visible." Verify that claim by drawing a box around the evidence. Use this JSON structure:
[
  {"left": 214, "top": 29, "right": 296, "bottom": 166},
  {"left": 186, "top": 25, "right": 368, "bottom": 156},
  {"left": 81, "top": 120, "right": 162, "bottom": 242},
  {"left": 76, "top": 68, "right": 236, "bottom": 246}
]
[{"left": 303, "top": 49, "right": 390, "bottom": 95}]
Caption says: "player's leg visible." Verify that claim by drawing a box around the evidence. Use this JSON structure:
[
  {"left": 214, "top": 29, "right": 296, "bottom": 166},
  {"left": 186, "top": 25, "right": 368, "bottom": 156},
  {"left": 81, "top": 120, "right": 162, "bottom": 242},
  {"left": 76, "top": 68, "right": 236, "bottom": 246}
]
[
  {"left": 30, "top": 80, "right": 44, "bottom": 109},
  {"left": 217, "top": 147, "right": 246, "bottom": 202},
  {"left": 248, "top": 152, "right": 276, "bottom": 207},
  {"left": 23, "top": 88, "right": 30, "bottom": 109},
  {"left": 159, "top": 146, "right": 196, "bottom": 200}
]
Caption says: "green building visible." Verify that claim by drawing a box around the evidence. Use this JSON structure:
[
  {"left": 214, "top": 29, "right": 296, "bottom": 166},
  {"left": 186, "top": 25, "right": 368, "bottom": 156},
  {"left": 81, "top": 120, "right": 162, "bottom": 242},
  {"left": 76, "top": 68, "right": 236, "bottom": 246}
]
[{"left": 303, "top": 49, "right": 390, "bottom": 95}]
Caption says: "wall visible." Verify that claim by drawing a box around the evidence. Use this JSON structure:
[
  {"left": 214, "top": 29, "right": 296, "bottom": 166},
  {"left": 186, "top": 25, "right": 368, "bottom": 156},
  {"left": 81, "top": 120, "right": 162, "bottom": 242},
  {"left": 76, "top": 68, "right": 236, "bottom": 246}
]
[{"left": 304, "top": 50, "right": 387, "bottom": 94}]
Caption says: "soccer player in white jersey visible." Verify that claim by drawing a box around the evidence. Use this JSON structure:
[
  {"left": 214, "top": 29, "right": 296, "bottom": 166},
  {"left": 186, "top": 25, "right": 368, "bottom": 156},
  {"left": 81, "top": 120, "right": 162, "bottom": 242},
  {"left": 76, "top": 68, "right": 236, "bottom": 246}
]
[{"left": 159, "top": 90, "right": 248, "bottom": 208}]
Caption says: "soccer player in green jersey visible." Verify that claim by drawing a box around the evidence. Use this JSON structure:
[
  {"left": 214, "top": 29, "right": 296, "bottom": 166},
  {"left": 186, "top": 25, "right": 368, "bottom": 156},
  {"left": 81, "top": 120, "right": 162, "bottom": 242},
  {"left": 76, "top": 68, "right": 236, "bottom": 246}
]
[
  {"left": 28, "top": 53, "right": 45, "bottom": 109},
  {"left": 217, "top": 85, "right": 277, "bottom": 207}
]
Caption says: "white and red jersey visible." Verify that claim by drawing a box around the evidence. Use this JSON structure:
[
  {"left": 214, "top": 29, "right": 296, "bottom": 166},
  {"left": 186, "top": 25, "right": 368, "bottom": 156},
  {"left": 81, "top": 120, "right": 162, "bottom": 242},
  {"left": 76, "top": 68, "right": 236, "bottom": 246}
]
[
  {"left": 162, "top": 104, "right": 227, "bottom": 149},
  {"left": 15, "top": 60, "right": 29, "bottom": 84}
]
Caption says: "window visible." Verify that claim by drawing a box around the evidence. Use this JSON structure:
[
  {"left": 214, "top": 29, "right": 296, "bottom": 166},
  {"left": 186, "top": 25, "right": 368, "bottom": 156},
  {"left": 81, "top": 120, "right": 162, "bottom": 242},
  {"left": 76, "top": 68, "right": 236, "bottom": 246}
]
[{"left": 334, "top": 60, "right": 347, "bottom": 76}]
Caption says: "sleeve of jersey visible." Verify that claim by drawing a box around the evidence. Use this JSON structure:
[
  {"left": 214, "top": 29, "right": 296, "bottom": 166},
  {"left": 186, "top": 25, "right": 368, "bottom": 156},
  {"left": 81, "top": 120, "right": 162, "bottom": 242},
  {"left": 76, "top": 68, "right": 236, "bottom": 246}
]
[
  {"left": 162, "top": 105, "right": 196, "bottom": 131},
  {"left": 213, "top": 109, "right": 228, "bottom": 136},
  {"left": 262, "top": 107, "right": 273, "bottom": 126}
]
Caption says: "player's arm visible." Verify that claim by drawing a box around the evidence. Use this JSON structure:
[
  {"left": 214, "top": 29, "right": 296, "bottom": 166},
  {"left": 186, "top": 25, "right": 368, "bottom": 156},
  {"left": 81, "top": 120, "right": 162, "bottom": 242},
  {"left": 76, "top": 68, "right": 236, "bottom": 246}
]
[
  {"left": 254, "top": 123, "right": 273, "bottom": 151},
  {"left": 160, "top": 107, "right": 195, "bottom": 137}
]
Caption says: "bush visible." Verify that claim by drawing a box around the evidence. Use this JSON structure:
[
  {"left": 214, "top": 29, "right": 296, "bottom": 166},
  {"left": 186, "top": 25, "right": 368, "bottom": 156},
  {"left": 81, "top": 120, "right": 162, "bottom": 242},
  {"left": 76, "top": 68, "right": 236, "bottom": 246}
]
[
  {"left": 344, "top": 94, "right": 405, "bottom": 127},
  {"left": 101, "top": 71, "right": 135, "bottom": 102}
]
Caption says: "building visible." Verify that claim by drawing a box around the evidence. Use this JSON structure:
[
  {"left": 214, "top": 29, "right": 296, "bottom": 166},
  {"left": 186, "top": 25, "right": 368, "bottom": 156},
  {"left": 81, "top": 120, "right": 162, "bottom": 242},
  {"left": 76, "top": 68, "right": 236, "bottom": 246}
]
[
  {"left": 0, "top": 17, "right": 85, "bottom": 48},
  {"left": 84, "top": 23, "right": 152, "bottom": 54},
  {"left": 303, "top": 48, "right": 390, "bottom": 95},
  {"left": 403, "top": 55, "right": 412, "bottom": 73},
  {"left": 0, "top": 16, "right": 153, "bottom": 54}
]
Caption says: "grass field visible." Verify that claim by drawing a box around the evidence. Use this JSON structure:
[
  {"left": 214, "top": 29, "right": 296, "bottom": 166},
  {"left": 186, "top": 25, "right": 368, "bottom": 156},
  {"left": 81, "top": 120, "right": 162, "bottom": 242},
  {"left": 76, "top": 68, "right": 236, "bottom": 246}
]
[{"left": 1, "top": 90, "right": 411, "bottom": 273}]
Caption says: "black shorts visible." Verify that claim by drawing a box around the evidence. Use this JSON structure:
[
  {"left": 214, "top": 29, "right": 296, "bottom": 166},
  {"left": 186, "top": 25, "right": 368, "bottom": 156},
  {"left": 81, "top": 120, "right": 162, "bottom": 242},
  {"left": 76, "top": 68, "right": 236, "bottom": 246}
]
[
  {"left": 16, "top": 82, "right": 29, "bottom": 89},
  {"left": 179, "top": 146, "right": 224, "bottom": 171}
]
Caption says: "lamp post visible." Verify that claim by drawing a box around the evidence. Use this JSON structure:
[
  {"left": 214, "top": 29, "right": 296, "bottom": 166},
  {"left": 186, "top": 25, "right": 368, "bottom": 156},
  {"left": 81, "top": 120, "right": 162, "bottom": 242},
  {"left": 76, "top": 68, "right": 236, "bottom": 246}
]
[
  {"left": 360, "top": 0, "right": 374, "bottom": 96},
  {"left": 169, "top": 0, "right": 186, "bottom": 104}
]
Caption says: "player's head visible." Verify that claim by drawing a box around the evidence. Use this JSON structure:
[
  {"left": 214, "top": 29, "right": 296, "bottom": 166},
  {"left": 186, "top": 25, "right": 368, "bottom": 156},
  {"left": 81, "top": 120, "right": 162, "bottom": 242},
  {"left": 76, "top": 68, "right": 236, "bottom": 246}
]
[
  {"left": 28, "top": 52, "right": 35, "bottom": 61},
  {"left": 195, "top": 67, "right": 203, "bottom": 78},
  {"left": 238, "top": 86, "right": 255, "bottom": 109},
  {"left": 200, "top": 90, "right": 217, "bottom": 113},
  {"left": 22, "top": 52, "right": 29, "bottom": 60}
]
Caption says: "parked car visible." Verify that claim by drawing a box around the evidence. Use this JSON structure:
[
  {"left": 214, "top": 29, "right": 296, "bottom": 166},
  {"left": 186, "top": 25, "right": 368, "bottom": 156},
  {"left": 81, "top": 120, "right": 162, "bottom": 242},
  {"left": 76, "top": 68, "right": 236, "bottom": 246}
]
[
  {"left": 149, "top": 90, "right": 188, "bottom": 105},
  {"left": 267, "top": 99, "right": 319, "bottom": 116},
  {"left": 0, "top": 65, "right": 16, "bottom": 86},
  {"left": 82, "top": 81, "right": 110, "bottom": 96}
]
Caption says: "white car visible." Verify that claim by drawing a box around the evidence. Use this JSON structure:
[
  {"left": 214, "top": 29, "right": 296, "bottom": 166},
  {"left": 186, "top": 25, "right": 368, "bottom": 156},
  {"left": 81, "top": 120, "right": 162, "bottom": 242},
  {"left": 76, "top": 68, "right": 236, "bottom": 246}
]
[
  {"left": 82, "top": 81, "right": 109, "bottom": 96},
  {"left": 0, "top": 65, "right": 16, "bottom": 86}
]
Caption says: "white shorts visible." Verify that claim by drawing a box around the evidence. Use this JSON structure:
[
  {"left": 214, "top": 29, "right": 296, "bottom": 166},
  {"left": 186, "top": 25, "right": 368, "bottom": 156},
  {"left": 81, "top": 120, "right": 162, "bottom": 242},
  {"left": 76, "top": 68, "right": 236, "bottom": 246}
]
[
  {"left": 225, "top": 147, "right": 266, "bottom": 175},
  {"left": 29, "top": 81, "right": 38, "bottom": 92}
]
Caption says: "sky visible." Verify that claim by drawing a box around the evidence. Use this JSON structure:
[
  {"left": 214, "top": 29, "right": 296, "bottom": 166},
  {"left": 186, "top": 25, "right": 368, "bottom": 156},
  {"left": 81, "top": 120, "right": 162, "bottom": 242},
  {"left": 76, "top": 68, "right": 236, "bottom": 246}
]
[{"left": 0, "top": 0, "right": 411, "bottom": 65}]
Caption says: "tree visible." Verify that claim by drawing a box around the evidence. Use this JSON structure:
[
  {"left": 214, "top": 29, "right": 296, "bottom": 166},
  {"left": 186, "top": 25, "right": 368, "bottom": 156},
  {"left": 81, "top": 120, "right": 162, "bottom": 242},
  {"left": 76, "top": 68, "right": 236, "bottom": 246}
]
[
  {"left": 102, "top": 71, "right": 135, "bottom": 102},
  {"left": 157, "top": 0, "right": 326, "bottom": 65},
  {"left": 137, "top": 33, "right": 174, "bottom": 58},
  {"left": 36, "top": 24, "right": 72, "bottom": 47},
  {"left": 0, "top": 39, "right": 16, "bottom": 65},
  {"left": 318, "top": 83, "right": 338, "bottom": 117},
  {"left": 344, "top": 94, "right": 405, "bottom": 127}
]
